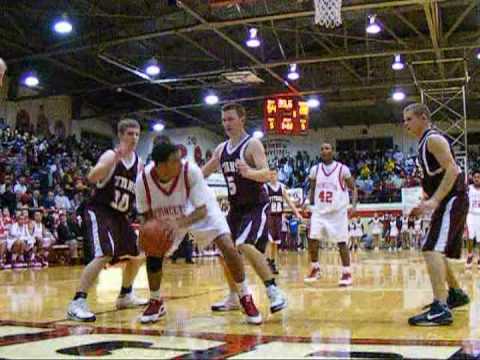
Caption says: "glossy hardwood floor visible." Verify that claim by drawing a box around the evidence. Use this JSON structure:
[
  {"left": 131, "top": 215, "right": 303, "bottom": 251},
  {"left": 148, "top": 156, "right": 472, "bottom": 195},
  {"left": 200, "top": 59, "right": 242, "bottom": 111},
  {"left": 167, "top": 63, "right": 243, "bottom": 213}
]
[{"left": 0, "top": 249, "right": 479, "bottom": 359}]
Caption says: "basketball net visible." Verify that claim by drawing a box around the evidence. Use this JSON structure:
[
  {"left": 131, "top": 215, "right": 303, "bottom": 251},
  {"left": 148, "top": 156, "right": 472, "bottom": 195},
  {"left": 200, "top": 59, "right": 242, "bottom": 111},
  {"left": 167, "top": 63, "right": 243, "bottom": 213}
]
[{"left": 314, "top": 0, "right": 343, "bottom": 28}]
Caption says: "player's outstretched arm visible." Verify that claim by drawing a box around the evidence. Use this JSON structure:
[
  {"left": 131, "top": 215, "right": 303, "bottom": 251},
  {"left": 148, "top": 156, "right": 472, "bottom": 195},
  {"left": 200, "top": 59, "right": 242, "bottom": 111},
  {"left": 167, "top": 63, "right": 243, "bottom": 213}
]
[{"left": 87, "top": 150, "right": 120, "bottom": 184}]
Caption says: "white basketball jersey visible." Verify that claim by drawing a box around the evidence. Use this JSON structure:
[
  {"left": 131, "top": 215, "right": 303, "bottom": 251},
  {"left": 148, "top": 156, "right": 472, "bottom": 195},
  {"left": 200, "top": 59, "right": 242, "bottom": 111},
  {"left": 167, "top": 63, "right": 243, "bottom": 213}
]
[
  {"left": 313, "top": 161, "right": 350, "bottom": 214},
  {"left": 372, "top": 218, "right": 382, "bottom": 231},
  {"left": 32, "top": 222, "right": 44, "bottom": 238},
  {"left": 140, "top": 161, "right": 192, "bottom": 220},
  {"left": 469, "top": 185, "right": 480, "bottom": 216}
]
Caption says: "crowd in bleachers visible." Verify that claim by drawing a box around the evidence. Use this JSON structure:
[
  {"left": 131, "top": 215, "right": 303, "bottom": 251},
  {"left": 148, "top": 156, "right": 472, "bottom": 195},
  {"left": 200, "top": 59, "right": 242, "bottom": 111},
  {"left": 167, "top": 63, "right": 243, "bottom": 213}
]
[{"left": 0, "top": 126, "right": 108, "bottom": 269}]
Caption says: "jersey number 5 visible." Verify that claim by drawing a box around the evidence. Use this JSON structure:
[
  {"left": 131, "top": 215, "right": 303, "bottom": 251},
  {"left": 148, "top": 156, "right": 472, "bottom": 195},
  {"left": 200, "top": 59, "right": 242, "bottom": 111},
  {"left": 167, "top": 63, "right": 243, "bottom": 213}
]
[
  {"left": 318, "top": 190, "right": 333, "bottom": 204},
  {"left": 227, "top": 176, "right": 237, "bottom": 196},
  {"left": 111, "top": 190, "right": 129, "bottom": 212}
]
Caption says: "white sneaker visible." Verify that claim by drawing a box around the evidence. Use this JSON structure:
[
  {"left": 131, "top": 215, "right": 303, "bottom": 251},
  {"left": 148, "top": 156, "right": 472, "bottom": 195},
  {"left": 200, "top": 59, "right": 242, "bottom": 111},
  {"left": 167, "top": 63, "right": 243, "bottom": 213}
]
[
  {"left": 116, "top": 292, "right": 149, "bottom": 309},
  {"left": 267, "top": 286, "right": 287, "bottom": 313},
  {"left": 67, "top": 298, "right": 96, "bottom": 322},
  {"left": 211, "top": 292, "right": 240, "bottom": 312}
]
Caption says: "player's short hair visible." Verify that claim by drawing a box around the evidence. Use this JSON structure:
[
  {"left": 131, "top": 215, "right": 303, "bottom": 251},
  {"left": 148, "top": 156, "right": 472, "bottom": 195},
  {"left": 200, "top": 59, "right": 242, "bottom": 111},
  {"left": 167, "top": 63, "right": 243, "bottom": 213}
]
[
  {"left": 117, "top": 118, "right": 140, "bottom": 135},
  {"left": 0, "top": 58, "right": 6, "bottom": 72},
  {"left": 151, "top": 141, "right": 179, "bottom": 164},
  {"left": 222, "top": 103, "right": 246, "bottom": 119},
  {"left": 472, "top": 169, "right": 480, "bottom": 176},
  {"left": 403, "top": 103, "right": 431, "bottom": 122}
]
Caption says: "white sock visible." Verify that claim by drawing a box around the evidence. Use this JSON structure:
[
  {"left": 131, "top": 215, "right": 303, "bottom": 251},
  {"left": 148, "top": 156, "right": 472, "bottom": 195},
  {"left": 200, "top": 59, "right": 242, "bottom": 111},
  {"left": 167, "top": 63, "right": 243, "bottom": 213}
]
[
  {"left": 150, "top": 290, "right": 161, "bottom": 300},
  {"left": 236, "top": 280, "right": 250, "bottom": 298},
  {"left": 342, "top": 266, "right": 351, "bottom": 274},
  {"left": 312, "top": 262, "right": 320, "bottom": 269}
]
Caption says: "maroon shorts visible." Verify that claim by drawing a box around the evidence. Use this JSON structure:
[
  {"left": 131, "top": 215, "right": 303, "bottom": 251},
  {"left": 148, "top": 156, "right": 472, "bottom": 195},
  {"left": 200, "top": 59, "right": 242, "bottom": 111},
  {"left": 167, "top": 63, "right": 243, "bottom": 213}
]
[
  {"left": 268, "top": 215, "right": 282, "bottom": 244},
  {"left": 83, "top": 205, "right": 139, "bottom": 260},
  {"left": 422, "top": 193, "right": 468, "bottom": 259},
  {"left": 227, "top": 202, "right": 270, "bottom": 253}
]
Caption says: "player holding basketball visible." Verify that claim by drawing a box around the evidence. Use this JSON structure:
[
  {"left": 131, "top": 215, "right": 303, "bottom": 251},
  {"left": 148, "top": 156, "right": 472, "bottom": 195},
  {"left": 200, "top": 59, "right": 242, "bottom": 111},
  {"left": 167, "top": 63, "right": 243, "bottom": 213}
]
[
  {"left": 0, "top": 58, "right": 6, "bottom": 88},
  {"left": 404, "top": 103, "right": 469, "bottom": 326},
  {"left": 136, "top": 140, "right": 262, "bottom": 324},
  {"left": 466, "top": 170, "right": 480, "bottom": 269},
  {"left": 67, "top": 119, "right": 147, "bottom": 322},
  {"left": 265, "top": 171, "right": 303, "bottom": 274},
  {"left": 304, "top": 143, "right": 357, "bottom": 286},
  {"left": 202, "top": 103, "right": 287, "bottom": 314}
]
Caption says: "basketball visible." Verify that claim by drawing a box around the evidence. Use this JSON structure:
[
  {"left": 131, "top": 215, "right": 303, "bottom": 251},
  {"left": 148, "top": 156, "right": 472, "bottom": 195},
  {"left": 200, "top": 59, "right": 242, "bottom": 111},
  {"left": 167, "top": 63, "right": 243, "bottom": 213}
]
[{"left": 139, "top": 220, "right": 176, "bottom": 257}]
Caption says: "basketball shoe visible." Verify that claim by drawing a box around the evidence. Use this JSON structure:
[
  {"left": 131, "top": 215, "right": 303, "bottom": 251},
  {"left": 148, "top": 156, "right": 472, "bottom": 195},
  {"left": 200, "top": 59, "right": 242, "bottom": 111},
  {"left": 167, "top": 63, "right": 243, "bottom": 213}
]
[
  {"left": 304, "top": 266, "right": 320, "bottom": 283},
  {"left": 211, "top": 292, "right": 240, "bottom": 312},
  {"left": 339, "top": 271, "right": 352, "bottom": 287},
  {"left": 239, "top": 294, "right": 262, "bottom": 325},
  {"left": 267, "top": 286, "right": 287, "bottom": 313},
  {"left": 67, "top": 298, "right": 96, "bottom": 322},
  {"left": 422, "top": 288, "right": 470, "bottom": 310},
  {"left": 116, "top": 292, "right": 149, "bottom": 309},
  {"left": 409, "top": 300, "right": 452, "bottom": 326},
  {"left": 140, "top": 299, "right": 166, "bottom": 324}
]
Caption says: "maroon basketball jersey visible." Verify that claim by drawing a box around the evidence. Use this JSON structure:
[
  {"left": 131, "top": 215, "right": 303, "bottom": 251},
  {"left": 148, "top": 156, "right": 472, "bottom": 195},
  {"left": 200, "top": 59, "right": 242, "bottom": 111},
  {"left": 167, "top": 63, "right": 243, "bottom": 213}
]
[
  {"left": 220, "top": 136, "right": 268, "bottom": 208},
  {"left": 90, "top": 152, "right": 139, "bottom": 214},
  {"left": 266, "top": 183, "right": 283, "bottom": 215},
  {"left": 417, "top": 129, "right": 465, "bottom": 200}
]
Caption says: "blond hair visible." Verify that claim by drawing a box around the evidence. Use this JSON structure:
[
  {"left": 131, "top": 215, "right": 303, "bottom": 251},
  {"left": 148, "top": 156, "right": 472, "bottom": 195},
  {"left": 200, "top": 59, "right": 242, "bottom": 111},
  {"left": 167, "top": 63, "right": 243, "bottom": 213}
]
[
  {"left": 117, "top": 118, "right": 140, "bottom": 134},
  {"left": 403, "top": 103, "right": 431, "bottom": 122},
  {"left": 0, "top": 58, "right": 6, "bottom": 72}
]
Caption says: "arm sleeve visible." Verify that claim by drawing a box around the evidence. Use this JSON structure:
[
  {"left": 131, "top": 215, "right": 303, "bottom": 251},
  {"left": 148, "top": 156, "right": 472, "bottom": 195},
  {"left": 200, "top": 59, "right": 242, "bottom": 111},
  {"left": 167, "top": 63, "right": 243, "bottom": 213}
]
[
  {"left": 135, "top": 173, "right": 149, "bottom": 214},
  {"left": 188, "top": 163, "right": 210, "bottom": 208}
]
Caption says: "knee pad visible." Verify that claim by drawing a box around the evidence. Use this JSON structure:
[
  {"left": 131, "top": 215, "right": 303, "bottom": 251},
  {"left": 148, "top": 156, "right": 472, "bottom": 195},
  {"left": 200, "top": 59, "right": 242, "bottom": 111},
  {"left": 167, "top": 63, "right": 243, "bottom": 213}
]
[{"left": 146, "top": 256, "right": 163, "bottom": 273}]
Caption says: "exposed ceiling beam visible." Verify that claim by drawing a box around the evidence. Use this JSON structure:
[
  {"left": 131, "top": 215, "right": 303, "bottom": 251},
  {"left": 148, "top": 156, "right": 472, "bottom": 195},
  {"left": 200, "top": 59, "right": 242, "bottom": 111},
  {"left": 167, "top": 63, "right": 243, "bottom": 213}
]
[
  {"left": 176, "top": 0, "right": 299, "bottom": 94},
  {"left": 8, "top": 0, "right": 451, "bottom": 63},
  {"left": 444, "top": 0, "right": 478, "bottom": 41},
  {"left": 310, "top": 35, "right": 364, "bottom": 83},
  {"left": 423, "top": 1, "right": 445, "bottom": 78},
  {"left": 393, "top": 9, "right": 428, "bottom": 42},
  {"left": 0, "top": 37, "right": 206, "bottom": 125}
]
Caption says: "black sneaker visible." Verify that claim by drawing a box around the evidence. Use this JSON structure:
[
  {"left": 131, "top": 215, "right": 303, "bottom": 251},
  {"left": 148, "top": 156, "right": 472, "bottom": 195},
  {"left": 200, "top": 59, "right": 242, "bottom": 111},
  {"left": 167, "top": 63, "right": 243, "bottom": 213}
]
[
  {"left": 422, "top": 288, "right": 470, "bottom": 310},
  {"left": 447, "top": 288, "right": 470, "bottom": 309},
  {"left": 409, "top": 301, "right": 452, "bottom": 326}
]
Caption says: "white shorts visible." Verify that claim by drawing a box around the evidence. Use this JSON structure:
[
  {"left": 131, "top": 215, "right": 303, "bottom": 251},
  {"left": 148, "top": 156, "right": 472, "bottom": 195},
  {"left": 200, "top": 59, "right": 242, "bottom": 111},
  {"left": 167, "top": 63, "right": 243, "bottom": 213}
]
[
  {"left": 467, "top": 214, "right": 480, "bottom": 241},
  {"left": 351, "top": 230, "right": 362, "bottom": 238},
  {"left": 310, "top": 209, "right": 348, "bottom": 244},
  {"left": 167, "top": 211, "right": 230, "bottom": 256},
  {"left": 390, "top": 228, "right": 399, "bottom": 237},
  {"left": 6, "top": 238, "right": 20, "bottom": 252}
]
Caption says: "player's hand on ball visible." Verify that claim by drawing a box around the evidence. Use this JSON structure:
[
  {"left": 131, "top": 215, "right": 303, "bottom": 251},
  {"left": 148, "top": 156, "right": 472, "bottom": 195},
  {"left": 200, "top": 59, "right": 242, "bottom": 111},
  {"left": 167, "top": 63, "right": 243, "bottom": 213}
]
[{"left": 139, "top": 220, "right": 177, "bottom": 257}]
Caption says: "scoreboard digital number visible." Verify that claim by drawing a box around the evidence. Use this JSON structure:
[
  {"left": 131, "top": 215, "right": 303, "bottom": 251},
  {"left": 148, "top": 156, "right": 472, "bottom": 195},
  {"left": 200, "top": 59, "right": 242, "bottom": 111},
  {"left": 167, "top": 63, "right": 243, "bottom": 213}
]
[{"left": 264, "top": 97, "right": 309, "bottom": 136}]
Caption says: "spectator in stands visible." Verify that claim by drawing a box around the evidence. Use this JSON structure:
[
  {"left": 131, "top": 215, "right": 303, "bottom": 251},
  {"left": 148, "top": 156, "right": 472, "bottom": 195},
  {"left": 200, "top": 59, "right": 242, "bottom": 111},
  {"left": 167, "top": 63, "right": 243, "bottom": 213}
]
[
  {"left": 13, "top": 175, "right": 27, "bottom": 197},
  {"left": 56, "top": 212, "right": 79, "bottom": 263},
  {"left": 54, "top": 188, "right": 71, "bottom": 210},
  {"left": 42, "top": 191, "right": 56, "bottom": 210}
]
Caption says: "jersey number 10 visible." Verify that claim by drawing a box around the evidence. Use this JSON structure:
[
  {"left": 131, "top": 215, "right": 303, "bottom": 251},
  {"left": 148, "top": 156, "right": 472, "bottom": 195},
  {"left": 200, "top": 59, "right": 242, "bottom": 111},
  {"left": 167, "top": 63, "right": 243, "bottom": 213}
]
[{"left": 111, "top": 190, "right": 130, "bottom": 212}]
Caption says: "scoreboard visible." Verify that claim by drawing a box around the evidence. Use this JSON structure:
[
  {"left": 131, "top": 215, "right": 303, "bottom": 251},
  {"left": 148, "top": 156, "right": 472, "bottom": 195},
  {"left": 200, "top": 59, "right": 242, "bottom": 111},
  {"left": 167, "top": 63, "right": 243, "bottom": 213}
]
[{"left": 264, "top": 96, "right": 309, "bottom": 136}]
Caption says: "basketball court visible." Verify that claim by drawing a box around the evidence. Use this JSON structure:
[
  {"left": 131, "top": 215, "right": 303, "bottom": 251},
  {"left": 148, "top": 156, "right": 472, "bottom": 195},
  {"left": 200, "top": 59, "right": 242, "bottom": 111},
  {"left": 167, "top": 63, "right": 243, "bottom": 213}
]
[
  {"left": 0, "top": 251, "right": 478, "bottom": 359},
  {"left": 1, "top": 0, "right": 480, "bottom": 358}
]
